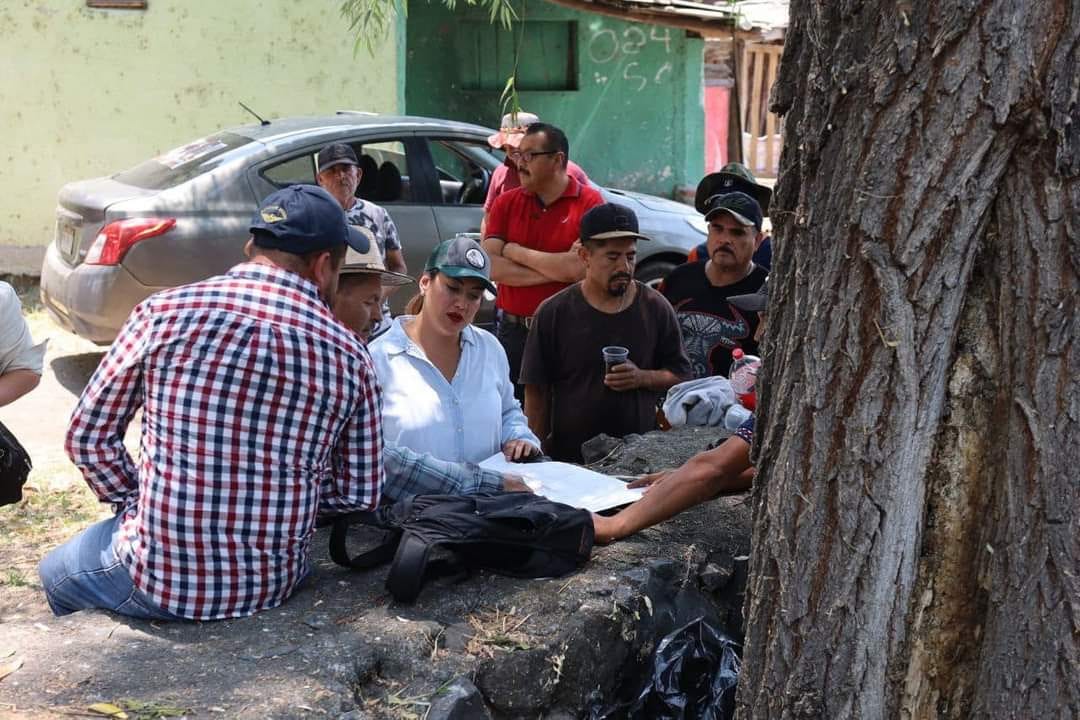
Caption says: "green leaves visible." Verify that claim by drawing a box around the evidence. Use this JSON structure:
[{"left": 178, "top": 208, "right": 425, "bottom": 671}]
[
  {"left": 340, "top": 0, "right": 405, "bottom": 57},
  {"left": 341, "top": 0, "right": 517, "bottom": 55},
  {"left": 500, "top": 75, "right": 522, "bottom": 120},
  {"left": 340, "top": 0, "right": 524, "bottom": 117}
]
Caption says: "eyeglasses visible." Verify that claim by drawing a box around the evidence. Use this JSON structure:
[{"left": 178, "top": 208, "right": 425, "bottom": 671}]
[{"left": 509, "top": 150, "right": 559, "bottom": 162}]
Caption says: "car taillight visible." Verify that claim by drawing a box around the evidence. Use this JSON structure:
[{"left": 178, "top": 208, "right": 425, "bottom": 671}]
[{"left": 85, "top": 217, "right": 176, "bottom": 265}]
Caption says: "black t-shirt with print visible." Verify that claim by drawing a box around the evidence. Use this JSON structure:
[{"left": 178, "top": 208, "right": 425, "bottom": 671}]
[
  {"left": 660, "top": 261, "right": 767, "bottom": 378},
  {"left": 520, "top": 282, "right": 692, "bottom": 463}
]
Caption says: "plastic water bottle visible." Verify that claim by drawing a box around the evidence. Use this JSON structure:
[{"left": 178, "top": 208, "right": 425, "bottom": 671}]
[
  {"left": 723, "top": 403, "right": 753, "bottom": 430},
  {"left": 728, "top": 348, "right": 761, "bottom": 411}
]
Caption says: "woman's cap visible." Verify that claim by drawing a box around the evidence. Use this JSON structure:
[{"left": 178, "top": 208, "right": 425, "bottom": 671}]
[
  {"left": 487, "top": 111, "right": 541, "bottom": 149},
  {"left": 425, "top": 236, "right": 497, "bottom": 294}
]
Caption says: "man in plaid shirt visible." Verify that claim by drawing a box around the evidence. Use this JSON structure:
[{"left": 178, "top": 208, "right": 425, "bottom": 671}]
[{"left": 39, "top": 185, "right": 384, "bottom": 621}]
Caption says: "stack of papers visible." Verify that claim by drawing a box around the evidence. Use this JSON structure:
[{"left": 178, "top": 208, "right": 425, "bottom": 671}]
[{"left": 479, "top": 453, "right": 644, "bottom": 512}]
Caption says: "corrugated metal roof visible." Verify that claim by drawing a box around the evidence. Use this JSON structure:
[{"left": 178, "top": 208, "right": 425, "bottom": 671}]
[
  {"left": 565, "top": 0, "right": 788, "bottom": 31},
  {"left": 727, "top": 0, "right": 789, "bottom": 31}
]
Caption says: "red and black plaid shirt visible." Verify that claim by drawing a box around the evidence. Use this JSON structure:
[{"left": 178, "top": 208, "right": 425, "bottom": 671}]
[{"left": 66, "top": 262, "right": 383, "bottom": 620}]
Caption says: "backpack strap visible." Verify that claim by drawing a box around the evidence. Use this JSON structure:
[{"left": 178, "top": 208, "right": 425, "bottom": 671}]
[
  {"left": 385, "top": 531, "right": 435, "bottom": 603},
  {"left": 328, "top": 510, "right": 402, "bottom": 570}
]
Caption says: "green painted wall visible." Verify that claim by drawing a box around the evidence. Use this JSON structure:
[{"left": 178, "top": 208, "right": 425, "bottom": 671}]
[
  {"left": 405, "top": 1, "right": 704, "bottom": 198},
  {"left": 0, "top": 1, "right": 401, "bottom": 249}
]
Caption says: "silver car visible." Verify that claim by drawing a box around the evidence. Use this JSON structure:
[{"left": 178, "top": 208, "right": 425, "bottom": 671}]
[{"left": 41, "top": 113, "right": 708, "bottom": 344}]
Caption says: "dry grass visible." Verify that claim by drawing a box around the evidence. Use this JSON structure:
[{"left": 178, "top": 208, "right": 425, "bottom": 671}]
[
  {"left": 0, "top": 466, "right": 109, "bottom": 593},
  {"left": 361, "top": 676, "right": 437, "bottom": 720},
  {"left": 463, "top": 606, "right": 533, "bottom": 656},
  {"left": 0, "top": 291, "right": 112, "bottom": 599}
]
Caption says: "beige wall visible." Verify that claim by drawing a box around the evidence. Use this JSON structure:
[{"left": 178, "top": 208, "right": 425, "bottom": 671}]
[{"left": 0, "top": 1, "right": 400, "bottom": 248}]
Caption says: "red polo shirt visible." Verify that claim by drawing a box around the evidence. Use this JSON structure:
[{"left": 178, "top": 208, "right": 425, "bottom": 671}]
[
  {"left": 485, "top": 176, "right": 604, "bottom": 317},
  {"left": 483, "top": 160, "right": 590, "bottom": 212}
]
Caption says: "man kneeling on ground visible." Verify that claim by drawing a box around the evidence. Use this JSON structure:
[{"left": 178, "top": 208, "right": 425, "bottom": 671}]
[
  {"left": 39, "top": 185, "right": 383, "bottom": 621},
  {"left": 592, "top": 280, "right": 769, "bottom": 543}
]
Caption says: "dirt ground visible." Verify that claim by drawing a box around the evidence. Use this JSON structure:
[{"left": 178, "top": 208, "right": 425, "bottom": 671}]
[{"left": 0, "top": 288, "right": 750, "bottom": 719}]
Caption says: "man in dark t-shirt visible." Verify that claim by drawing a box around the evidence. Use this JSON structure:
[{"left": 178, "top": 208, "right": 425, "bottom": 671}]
[
  {"left": 592, "top": 279, "right": 770, "bottom": 544},
  {"left": 521, "top": 204, "right": 692, "bottom": 462},
  {"left": 660, "top": 191, "right": 768, "bottom": 378},
  {"left": 685, "top": 162, "right": 774, "bottom": 270}
]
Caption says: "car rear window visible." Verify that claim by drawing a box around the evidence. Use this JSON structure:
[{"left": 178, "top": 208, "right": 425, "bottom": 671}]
[{"left": 113, "top": 132, "right": 254, "bottom": 190}]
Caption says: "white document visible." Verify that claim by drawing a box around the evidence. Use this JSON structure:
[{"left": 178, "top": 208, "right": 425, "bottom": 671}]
[{"left": 479, "top": 453, "right": 644, "bottom": 512}]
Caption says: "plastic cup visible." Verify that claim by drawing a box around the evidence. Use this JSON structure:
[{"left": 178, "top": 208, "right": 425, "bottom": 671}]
[{"left": 602, "top": 346, "right": 630, "bottom": 374}]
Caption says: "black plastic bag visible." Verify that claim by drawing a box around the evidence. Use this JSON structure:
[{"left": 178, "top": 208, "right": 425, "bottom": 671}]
[{"left": 591, "top": 617, "right": 740, "bottom": 720}]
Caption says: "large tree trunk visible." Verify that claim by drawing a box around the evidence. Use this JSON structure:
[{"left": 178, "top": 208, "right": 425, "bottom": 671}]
[{"left": 737, "top": 2, "right": 1080, "bottom": 718}]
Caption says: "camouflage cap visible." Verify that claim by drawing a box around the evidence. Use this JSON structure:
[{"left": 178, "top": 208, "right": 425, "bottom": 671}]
[{"left": 694, "top": 162, "right": 772, "bottom": 217}]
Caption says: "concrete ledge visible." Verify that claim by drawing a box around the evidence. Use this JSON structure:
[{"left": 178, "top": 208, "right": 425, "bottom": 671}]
[
  {"left": 0, "top": 245, "right": 47, "bottom": 278},
  {"left": 0, "top": 426, "right": 748, "bottom": 719}
]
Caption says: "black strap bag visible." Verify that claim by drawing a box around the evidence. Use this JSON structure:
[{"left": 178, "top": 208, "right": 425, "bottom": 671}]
[
  {"left": 0, "top": 421, "right": 32, "bottom": 506},
  {"left": 329, "top": 492, "right": 595, "bottom": 602}
]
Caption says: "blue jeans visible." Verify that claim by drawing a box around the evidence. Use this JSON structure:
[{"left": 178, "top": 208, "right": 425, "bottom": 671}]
[{"left": 38, "top": 513, "right": 181, "bottom": 621}]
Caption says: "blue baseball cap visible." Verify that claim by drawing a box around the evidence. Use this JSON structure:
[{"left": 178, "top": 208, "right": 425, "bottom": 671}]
[{"left": 249, "top": 185, "right": 349, "bottom": 254}]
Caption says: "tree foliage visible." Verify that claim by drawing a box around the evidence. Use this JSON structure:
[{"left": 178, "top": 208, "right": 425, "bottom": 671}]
[{"left": 340, "top": 0, "right": 517, "bottom": 55}]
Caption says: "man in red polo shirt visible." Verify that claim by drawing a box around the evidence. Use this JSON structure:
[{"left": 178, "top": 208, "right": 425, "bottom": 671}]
[
  {"left": 483, "top": 122, "right": 604, "bottom": 396},
  {"left": 482, "top": 112, "right": 591, "bottom": 218}
]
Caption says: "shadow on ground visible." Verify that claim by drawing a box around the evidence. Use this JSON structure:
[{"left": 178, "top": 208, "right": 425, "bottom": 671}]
[{"left": 0, "top": 427, "right": 750, "bottom": 720}]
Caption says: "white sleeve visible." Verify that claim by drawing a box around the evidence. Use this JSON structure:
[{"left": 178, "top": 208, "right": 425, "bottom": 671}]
[{"left": 0, "top": 283, "right": 46, "bottom": 375}]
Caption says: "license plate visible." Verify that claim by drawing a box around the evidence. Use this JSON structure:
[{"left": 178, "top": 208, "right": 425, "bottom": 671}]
[{"left": 61, "top": 226, "right": 77, "bottom": 256}]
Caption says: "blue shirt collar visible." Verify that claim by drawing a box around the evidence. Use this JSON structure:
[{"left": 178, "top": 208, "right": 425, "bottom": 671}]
[{"left": 381, "top": 316, "right": 477, "bottom": 357}]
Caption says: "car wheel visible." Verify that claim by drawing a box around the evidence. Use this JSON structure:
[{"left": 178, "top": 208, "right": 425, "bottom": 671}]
[{"left": 635, "top": 259, "right": 679, "bottom": 290}]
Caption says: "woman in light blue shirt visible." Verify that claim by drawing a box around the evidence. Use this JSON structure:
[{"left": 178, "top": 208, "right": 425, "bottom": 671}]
[{"left": 369, "top": 236, "right": 541, "bottom": 464}]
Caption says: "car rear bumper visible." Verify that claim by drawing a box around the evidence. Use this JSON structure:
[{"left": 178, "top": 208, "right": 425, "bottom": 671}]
[{"left": 40, "top": 242, "right": 163, "bottom": 345}]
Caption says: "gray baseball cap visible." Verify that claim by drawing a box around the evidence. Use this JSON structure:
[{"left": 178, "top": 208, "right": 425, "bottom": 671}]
[{"left": 728, "top": 276, "right": 769, "bottom": 312}]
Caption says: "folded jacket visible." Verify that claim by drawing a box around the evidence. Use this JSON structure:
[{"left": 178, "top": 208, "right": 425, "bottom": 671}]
[{"left": 662, "top": 376, "right": 736, "bottom": 427}]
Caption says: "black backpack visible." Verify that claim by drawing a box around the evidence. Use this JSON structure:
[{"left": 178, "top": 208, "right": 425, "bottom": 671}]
[
  {"left": 0, "top": 421, "right": 32, "bottom": 507},
  {"left": 328, "top": 492, "right": 595, "bottom": 602}
]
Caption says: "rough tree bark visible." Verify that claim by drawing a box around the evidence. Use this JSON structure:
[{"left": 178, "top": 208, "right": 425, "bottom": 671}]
[{"left": 738, "top": 2, "right": 1079, "bottom": 719}]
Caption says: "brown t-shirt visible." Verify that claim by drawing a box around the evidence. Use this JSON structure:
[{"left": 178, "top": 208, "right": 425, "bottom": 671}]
[{"left": 520, "top": 282, "right": 692, "bottom": 462}]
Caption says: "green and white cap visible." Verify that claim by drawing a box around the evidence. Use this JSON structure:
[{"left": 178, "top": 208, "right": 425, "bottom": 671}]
[{"left": 424, "top": 235, "right": 497, "bottom": 294}]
